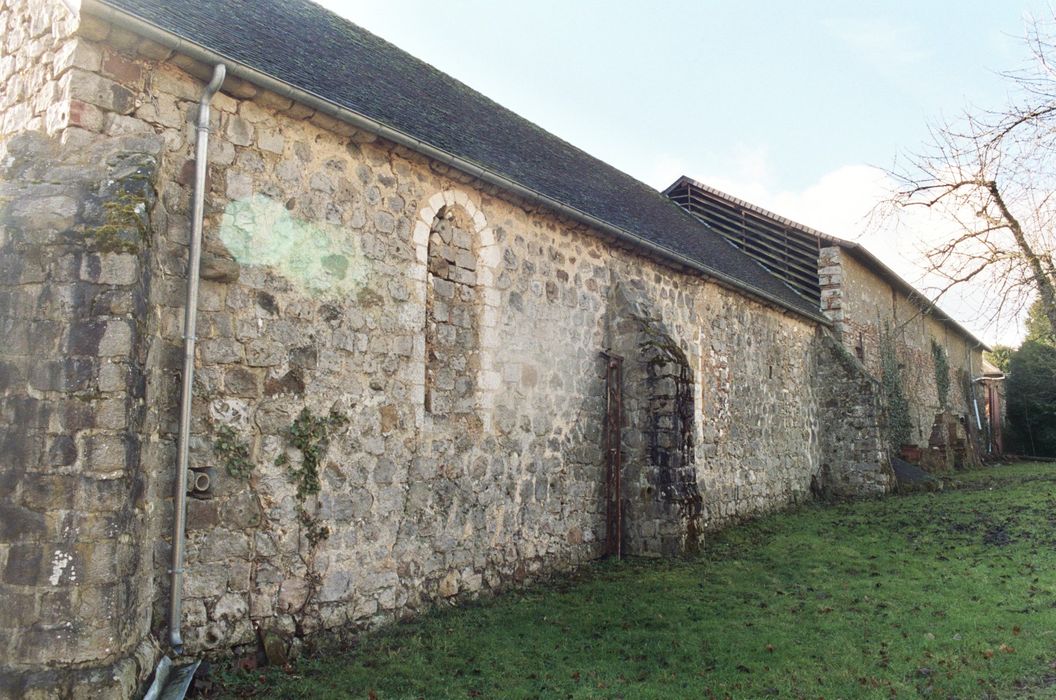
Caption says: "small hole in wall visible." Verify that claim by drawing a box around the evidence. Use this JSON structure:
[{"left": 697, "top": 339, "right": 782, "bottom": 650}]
[
  {"left": 769, "top": 365, "right": 773, "bottom": 379},
  {"left": 644, "top": 486, "right": 655, "bottom": 497}
]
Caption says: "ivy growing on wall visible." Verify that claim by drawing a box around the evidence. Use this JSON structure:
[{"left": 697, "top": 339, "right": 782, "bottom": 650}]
[
  {"left": 880, "top": 325, "right": 913, "bottom": 450},
  {"left": 274, "top": 407, "right": 349, "bottom": 622},
  {"left": 276, "top": 408, "right": 349, "bottom": 546},
  {"left": 213, "top": 424, "right": 254, "bottom": 479},
  {"left": 930, "top": 340, "right": 951, "bottom": 410}
]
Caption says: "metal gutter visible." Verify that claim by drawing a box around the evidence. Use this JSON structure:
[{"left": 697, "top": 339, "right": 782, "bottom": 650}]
[
  {"left": 81, "top": 0, "right": 830, "bottom": 327},
  {"left": 169, "top": 62, "right": 226, "bottom": 652}
]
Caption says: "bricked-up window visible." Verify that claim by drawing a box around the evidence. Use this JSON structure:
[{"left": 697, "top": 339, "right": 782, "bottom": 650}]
[{"left": 425, "top": 206, "right": 479, "bottom": 415}]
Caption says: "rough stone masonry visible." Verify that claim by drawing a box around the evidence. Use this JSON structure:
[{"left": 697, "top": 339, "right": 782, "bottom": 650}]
[{"left": 0, "top": 1, "right": 894, "bottom": 697}]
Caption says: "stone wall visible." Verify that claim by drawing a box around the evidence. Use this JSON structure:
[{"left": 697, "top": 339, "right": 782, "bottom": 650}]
[
  {"left": 0, "top": 5, "right": 896, "bottom": 695},
  {"left": 695, "top": 292, "right": 824, "bottom": 525},
  {"left": 0, "top": 131, "right": 162, "bottom": 697},
  {"left": 813, "top": 331, "right": 894, "bottom": 498},
  {"left": 819, "top": 246, "right": 985, "bottom": 447},
  {"left": 424, "top": 206, "right": 480, "bottom": 416},
  {"left": 85, "top": 28, "right": 835, "bottom": 654},
  {"left": 0, "top": 0, "right": 79, "bottom": 138},
  {"left": 606, "top": 285, "right": 703, "bottom": 556}
]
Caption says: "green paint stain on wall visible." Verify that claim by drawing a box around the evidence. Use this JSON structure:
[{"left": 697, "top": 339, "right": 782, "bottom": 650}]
[{"left": 220, "top": 195, "right": 367, "bottom": 295}]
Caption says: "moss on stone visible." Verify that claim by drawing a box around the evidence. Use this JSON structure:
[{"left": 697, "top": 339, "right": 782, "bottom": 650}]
[{"left": 86, "top": 191, "right": 150, "bottom": 254}]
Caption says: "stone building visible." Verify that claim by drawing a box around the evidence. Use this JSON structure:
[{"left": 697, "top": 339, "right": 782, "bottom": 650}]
[
  {"left": 665, "top": 177, "right": 991, "bottom": 456},
  {"left": 0, "top": 0, "right": 927, "bottom": 696}
]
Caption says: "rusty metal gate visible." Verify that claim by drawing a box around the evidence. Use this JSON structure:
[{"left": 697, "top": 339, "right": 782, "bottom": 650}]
[{"left": 602, "top": 352, "right": 623, "bottom": 558}]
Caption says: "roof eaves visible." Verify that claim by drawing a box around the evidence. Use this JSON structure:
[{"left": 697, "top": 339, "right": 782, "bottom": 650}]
[{"left": 84, "top": 0, "right": 832, "bottom": 327}]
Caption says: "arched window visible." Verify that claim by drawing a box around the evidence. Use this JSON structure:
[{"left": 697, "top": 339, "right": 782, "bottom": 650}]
[{"left": 425, "top": 205, "right": 479, "bottom": 416}]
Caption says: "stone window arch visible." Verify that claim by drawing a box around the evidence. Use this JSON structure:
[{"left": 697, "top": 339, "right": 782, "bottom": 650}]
[
  {"left": 424, "top": 204, "right": 478, "bottom": 415},
  {"left": 411, "top": 190, "right": 501, "bottom": 426}
]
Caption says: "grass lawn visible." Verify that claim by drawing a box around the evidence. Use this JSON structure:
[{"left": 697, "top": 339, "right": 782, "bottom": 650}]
[{"left": 209, "top": 463, "right": 1056, "bottom": 699}]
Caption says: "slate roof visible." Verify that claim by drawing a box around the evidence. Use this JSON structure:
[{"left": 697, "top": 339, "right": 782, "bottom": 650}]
[{"left": 95, "top": 0, "right": 824, "bottom": 321}]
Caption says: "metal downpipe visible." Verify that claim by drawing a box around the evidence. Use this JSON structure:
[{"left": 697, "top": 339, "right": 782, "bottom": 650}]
[
  {"left": 968, "top": 345, "right": 983, "bottom": 431},
  {"left": 169, "top": 63, "right": 226, "bottom": 652}
]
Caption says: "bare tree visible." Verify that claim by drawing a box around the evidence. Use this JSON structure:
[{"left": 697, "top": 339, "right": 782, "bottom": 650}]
[{"left": 888, "top": 13, "right": 1056, "bottom": 335}]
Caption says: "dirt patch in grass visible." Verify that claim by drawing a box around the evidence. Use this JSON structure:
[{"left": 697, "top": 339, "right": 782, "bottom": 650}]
[{"left": 200, "top": 463, "right": 1056, "bottom": 699}]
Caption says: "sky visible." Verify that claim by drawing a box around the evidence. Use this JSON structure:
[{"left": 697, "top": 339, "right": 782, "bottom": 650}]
[{"left": 318, "top": 0, "right": 1051, "bottom": 345}]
